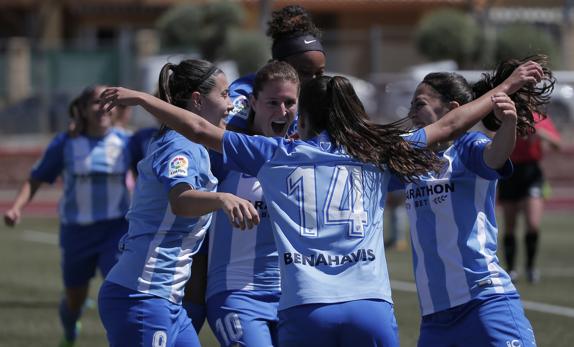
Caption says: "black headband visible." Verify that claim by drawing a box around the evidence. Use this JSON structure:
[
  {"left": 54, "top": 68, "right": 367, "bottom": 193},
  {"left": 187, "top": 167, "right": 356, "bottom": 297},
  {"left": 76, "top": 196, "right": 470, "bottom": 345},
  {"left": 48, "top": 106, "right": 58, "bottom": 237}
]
[
  {"left": 271, "top": 34, "right": 324, "bottom": 60},
  {"left": 190, "top": 65, "right": 218, "bottom": 92}
]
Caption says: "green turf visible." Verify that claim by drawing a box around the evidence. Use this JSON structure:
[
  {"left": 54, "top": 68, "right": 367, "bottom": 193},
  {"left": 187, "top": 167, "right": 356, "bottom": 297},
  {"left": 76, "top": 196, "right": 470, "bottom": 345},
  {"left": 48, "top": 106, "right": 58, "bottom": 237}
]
[{"left": 1, "top": 212, "right": 573, "bottom": 346}]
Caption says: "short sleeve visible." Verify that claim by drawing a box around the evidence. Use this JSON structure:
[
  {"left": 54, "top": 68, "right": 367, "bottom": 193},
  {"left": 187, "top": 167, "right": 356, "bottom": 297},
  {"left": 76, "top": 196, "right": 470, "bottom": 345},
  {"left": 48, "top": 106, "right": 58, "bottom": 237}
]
[
  {"left": 153, "top": 141, "right": 207, "bottom": 192},
  {"left": 457, "top": 132, "right": 513, "bottom": 180},
  {"left": 222, "top": 131, "right": 279, "bottom": 177},
  {"left": 30, "top": 133, "right": 67, "bottom": 184},
  {"left": 402, "top": 128, "right": 427, "bottom": 148}
]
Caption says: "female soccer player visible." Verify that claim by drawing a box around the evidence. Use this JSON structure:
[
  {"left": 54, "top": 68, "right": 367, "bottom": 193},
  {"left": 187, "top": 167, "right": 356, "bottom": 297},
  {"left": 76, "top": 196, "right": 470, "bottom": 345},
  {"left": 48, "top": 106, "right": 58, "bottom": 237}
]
[
  {"left": 499, "top": 113, "right": 561, "bottom": 283},
  {"left": 404, "top": 56, "right": 553, "bottom": 346},
  {"left": 3, "top": 85, "right": 132, "bottom": 347},
  {"left": 97, "top": 59, "right": 259, "bottom": 347},
  {"left": 100, "top": 59, "right": 541, "bottom": 347},
  {"left": 226, "top": 4, "right": 325, "bottom": 132},
  {"left": 204, "top": 60, "right": 298, "bottom": 346}
]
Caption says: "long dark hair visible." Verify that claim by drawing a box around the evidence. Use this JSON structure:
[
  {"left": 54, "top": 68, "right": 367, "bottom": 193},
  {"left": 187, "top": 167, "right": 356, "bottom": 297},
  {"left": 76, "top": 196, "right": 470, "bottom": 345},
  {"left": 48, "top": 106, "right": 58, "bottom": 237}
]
[
  {"left": 422, "top": 55, "right": 554, "bottom": 137},
  {"left": 68, "top": 85, "right": 103, "bottom": 135},
  {"left": 299, "top": 76, "right": 442, "bottom": 182},
  {"left": 157, "top": 59, "right": 223, "bottom": 135},
  {"left": 246, "top": 61, "right": 299, "bottom": 133}
]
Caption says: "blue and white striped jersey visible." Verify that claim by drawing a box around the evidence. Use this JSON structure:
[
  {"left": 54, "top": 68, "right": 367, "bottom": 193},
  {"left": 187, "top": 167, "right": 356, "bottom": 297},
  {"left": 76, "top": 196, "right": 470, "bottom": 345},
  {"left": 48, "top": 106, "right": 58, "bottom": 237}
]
[
  {"left": 105, "top": 130, "right": 217, "bottom": 304},
  {"left": 221, "top": 130, "right": 412, "bottom": 310},
  {"left": 30, "top": 129, "right": 131, "bottom": 225},
  {"left": 405, "top": 131, "right": 517, "bottom": 316},
  {"left": 206, "top": 152, "right": 280, "bottom": 299}
]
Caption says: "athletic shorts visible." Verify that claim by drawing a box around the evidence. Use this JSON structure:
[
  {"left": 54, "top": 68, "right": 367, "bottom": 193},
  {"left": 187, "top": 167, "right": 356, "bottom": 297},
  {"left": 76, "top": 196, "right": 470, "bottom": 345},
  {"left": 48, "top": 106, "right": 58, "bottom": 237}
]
[
  {"left": 98, "top": 281, "right": 201, "bottom": 347},
  {"left": 60, "top": 218, "right": 128, "bottom": 287},
  {"left": 206, "top": 290, "right": 280, "bottom": 347},
  {"left": 418, "top": 293, "right": 536, "bottom": 347},
  {"left": 498, "top": 162, "right": 544, "bottom": 202},
  {"left": 278, "top": 299, "right": 399, "bottom": 347}
]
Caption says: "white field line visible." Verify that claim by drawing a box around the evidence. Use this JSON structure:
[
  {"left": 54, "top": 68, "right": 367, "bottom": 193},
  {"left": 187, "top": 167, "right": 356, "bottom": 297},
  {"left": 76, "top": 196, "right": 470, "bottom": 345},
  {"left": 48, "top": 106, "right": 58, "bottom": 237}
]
[
  {"left": 17, "top": 231, "right": 574, "bottom": 319},
  {"left": 390, "top": 280, "right": 574, "bottom": 318},
  {"left": 20, "top": 229, "right": 58, "bottom": 245}
]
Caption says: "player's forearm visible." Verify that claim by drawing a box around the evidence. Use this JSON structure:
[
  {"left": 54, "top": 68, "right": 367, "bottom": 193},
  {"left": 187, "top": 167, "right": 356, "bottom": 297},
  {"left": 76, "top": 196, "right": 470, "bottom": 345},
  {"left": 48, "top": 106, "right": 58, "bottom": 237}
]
[
  {"left": 536, "top": 127, "right": 562, "bottom": 150},
  {"left": 10, "top": 179, "right": 42, "bottom": 210},
  {"left": 484, "top": 116, "right": 517, "bottom": 169},
  {"left": 170, "top": 190, "right": 231, "bottom": 218},
  {"left": 137, "top": 93, "right": 224, "bottom": 152},
  {"left": 428, "top": 89, "right": 506, "bottom": 145}
]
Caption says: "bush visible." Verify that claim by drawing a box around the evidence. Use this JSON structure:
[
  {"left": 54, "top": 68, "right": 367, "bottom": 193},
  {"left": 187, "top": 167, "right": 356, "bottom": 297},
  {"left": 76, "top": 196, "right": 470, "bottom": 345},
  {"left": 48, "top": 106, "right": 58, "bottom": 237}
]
[
  {"left": 223, "top": 30, "right": 271, "bottom": 76},
  {"left": 156, "top": 4, "right": 203, "bottom": 49},
  {"left": 156, "top": 1, "right": 245, "bottom": 61},
  {"left": 415, "top": 9, "right": 483, "bottom": 68},
  {"left": 495, "top": 24, "right": 560, "bottom": 67}
]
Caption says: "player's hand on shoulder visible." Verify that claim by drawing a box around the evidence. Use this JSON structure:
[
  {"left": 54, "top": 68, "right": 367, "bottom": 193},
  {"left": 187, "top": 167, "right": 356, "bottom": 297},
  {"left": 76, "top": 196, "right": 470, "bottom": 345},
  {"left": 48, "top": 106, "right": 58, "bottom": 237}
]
[{"left": 219, "top": 193, "right": 260, "bottom": 230}]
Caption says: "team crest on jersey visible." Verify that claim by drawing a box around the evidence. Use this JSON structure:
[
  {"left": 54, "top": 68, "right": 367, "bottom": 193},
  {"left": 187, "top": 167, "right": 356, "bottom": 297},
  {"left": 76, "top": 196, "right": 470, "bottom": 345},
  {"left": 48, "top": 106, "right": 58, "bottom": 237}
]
[
  {"left": 231, "top": 95, "right": 250, "bottom": 120},
  {"left": 319, "top": 141, "right": 331, "bottom": 151},
  {"left": 168, "top": 155, "right": 189, "bottom": 177}
]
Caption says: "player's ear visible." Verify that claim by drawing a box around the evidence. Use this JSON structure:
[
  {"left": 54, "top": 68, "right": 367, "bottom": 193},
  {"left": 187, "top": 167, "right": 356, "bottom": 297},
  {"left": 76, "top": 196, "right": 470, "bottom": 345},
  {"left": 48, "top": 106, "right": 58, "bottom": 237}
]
[{"left": 191, "top": 91, "right": 202, "bottom": 111}]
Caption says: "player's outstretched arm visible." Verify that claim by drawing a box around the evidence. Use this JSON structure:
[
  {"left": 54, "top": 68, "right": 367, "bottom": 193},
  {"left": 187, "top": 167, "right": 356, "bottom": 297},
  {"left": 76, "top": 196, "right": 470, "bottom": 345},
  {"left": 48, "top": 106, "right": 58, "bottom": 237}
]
[
  {"left": 101, "top": 87, "right": 225, "bottom": 152},
  {"left": 3, "top": 178, "right": 43, "bottom": 227},
  {"left": 424, "top": 61, "right": 543, "bottom": 146},
  {"left": 168, "top": 183, "right": 260, "bottom": 230},
  {"left": 483, "top": 93, "right": 517, "bottom": 169}
]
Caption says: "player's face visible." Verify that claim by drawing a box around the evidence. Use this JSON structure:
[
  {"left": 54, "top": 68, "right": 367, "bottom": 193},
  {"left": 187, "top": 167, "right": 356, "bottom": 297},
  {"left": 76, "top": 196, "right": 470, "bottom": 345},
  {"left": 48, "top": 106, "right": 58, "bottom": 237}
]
[
  {"left": 85, "top": 85, "right": 113, "bottom": 133},
  {"left": 198, "top": 73, "right": 233, "bottom": 127},
  {"left": 409, "top": 83, "right": 450, "bottom": 128},
  {"left": 284, "top": 51, "right": 326, "bottom": 85},
  {"left": 250, "top": 79, "right": 298, "bottom": 137}
]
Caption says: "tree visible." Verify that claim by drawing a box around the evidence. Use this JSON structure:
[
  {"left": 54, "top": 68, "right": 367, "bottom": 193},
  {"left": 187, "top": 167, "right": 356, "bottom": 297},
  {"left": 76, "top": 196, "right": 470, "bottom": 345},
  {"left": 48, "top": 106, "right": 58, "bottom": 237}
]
[
  {"left": 495, "top": 24, "right": 561, "bottom": 67},
  {"left": 415, "top": 9, "right": 483, "bottom": 68},
  {"left": 156, "top": 1, "right": 244, "bottom": 61},
  {"left": 223, "top": 30, "right": 271, "bottom": 76},
  {"left": 156, "top": 0, "right": 270, "bottom": 73}
]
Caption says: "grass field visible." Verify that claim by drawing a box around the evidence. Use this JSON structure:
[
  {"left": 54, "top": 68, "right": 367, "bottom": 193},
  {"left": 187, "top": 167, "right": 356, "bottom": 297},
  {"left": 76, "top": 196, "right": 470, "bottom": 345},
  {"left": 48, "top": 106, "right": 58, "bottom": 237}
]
[{"left": 1, "top": 212, "right": 573, "bottom": 347}]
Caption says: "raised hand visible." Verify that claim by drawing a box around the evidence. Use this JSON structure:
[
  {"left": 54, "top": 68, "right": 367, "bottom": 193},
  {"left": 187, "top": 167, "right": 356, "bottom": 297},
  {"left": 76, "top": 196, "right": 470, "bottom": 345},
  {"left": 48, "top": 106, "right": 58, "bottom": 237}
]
[
  {"left": 99, "top": 87, "right": 145, "bottom": 112},
  {"left": 504, "top": 61, "right": 544, "bottom": 94},
  {"left": 491, "top": 93, "right": 517, "bottom": 123}
]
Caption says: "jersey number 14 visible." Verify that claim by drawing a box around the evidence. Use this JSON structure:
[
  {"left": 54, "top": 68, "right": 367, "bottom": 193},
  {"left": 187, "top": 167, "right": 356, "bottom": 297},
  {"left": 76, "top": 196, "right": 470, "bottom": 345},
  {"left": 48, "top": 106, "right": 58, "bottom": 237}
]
[{"left": 287, "top": 165, "right": 368, "bottom": 238}]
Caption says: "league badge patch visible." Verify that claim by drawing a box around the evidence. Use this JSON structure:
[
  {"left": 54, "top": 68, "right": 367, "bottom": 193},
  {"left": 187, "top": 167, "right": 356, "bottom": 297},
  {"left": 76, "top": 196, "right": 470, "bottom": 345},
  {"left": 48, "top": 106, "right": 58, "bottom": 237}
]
[{"left": 168, "top": 155, "right": 189, "bottom": 178}]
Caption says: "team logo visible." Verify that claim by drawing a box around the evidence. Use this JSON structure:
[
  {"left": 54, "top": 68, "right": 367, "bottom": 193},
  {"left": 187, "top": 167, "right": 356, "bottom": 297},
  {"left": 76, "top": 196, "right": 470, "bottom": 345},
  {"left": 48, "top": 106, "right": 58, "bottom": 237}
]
[
  {"left": 231, "top": 95, "right": 249, "bottom": 120},
  {"left": 168, "top": 155, "right": 189, "bottom": 178}
]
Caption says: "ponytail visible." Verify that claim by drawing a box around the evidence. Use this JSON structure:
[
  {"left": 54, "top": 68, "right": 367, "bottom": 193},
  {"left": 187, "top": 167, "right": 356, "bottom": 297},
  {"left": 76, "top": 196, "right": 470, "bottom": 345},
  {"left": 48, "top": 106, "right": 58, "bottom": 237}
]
[
  {"left": 155, "top": 59, "right": 222, "bottom": 136},
  {"left": 473, "top": 54, "right": 554, "bottom": 136},
  {"left": 300, "top": 76, "right": 441, "bottom": 182}
]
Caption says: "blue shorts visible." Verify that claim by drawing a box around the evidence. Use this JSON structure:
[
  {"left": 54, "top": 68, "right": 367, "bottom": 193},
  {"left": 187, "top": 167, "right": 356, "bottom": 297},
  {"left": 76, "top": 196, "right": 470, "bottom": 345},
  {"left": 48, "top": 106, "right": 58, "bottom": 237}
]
[
  {"left": 206, "top": 290, "right": 280, "bottom": 347},
  {"left": 60, "top": 218, "right": 128, "bottom": 287},
  {"left": 98, "top": 281, "right": 201, "bottom": 347},
  {"left": 278, "top": 299, "right": 399, "bottom": 347},
  {"left": 418, "top": 293, "right": 536, "bottom": 347}
]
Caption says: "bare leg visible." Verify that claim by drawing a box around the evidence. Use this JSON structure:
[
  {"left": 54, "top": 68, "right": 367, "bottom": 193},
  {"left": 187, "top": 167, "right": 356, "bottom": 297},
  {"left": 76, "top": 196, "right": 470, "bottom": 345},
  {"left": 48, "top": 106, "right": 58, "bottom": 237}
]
[{"left": 524, "top": 196, "right": 544, "bottom": 283}]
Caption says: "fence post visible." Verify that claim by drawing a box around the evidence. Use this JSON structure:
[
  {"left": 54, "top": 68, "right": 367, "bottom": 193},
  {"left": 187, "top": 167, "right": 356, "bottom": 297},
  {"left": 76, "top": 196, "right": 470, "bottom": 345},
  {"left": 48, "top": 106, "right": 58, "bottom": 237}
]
[{"left": 6, "top": 37, "right": 31, "bottom": 104}]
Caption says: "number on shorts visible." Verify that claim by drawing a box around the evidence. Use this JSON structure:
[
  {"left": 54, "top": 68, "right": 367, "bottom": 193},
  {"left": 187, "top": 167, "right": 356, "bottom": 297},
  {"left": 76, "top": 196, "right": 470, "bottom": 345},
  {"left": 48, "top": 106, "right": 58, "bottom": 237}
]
[
  {"left": 152, "top": 330, "right": 167, "bottom": 347},
  {"left": 287, "top": 165, "right": 368, "bottom": 237},
  {"left": 215, "top": 313, "right": 243, "bottom": 346}
]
